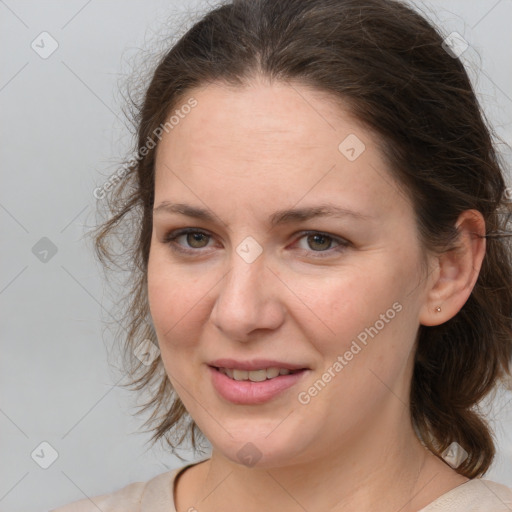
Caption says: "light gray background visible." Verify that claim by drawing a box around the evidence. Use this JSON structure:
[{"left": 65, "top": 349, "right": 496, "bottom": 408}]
[{"left": 1, "top": 1, "right": 511, "bottom": 511}]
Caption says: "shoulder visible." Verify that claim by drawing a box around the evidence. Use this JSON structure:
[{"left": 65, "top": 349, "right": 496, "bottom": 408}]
[
  {"left": 420, "top": 478, "right": 512, "bottom": 512},
  {"left": 49, "top": 469, "right": 179, "bottom": 512},
  {"left": 49, "top": 480, "right": 146, "bottom": 512}
]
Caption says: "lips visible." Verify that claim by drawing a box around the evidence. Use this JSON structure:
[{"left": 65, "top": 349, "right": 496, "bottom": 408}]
[
  {"left": 208, "top": 358, "right": 309, "bottom": 372},
  {"left": 208, "top": 365, "right": 309, "bottom": 404},
  {"left": 216, "top": 367, "right": 301, "bottom": 382}
]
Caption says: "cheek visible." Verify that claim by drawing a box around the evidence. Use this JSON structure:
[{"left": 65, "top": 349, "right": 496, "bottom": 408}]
[
  {"left": 147, "top": 255, "right": 207, "bottom": 393},
  {"left": 147, "top": 251, "right": 205, "bottom": 348},
  {"left": 294, "top": 257, "right": 421, "bottom": 389},
  {"left": 295, "top": 266, "right": 404, "bottom": 345},
  {"left": 294, "top": 269, "right": 418, "bottom": 422}
]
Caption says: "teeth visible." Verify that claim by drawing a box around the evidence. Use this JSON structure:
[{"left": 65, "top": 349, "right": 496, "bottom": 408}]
[{"left": 219, "top": 367, "right": 297, "bottom": 381}]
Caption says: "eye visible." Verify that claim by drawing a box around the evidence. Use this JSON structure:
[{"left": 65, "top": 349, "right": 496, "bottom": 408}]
[
  {"left": 163, "top": 228, "right": 214, "bottom": 255},
  {"left": 162, "top": 228, "right": 350, "bottom": 258},
  {"left": 294, "top": 231, "right": 350, "bottom": 257}
]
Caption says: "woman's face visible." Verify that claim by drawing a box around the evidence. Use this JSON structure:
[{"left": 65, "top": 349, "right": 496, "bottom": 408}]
[{"left": 148, "top": 79, "right": 432, "bottom": 468}]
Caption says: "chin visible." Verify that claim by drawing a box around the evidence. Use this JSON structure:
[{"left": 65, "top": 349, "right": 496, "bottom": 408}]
[{"left": 206, "top": 431, "right": 313, "bottom": 470}]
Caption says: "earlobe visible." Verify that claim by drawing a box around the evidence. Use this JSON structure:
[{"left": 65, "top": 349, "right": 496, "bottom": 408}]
[{"left": 419, "top": 209, "right": 486, "bottom": 327}]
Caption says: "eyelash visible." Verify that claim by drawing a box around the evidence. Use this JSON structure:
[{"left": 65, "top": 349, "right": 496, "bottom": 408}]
[{"left": 162, "top": 228, "right": 350, "bottom": 258}]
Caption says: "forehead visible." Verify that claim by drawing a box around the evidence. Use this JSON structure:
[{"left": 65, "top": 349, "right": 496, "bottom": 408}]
[
  {"left": 158, "top": 80, "right": 361, "bottom": 163},
  {"left": 153, "top": 80, "right": 407, "bottom": 219}
]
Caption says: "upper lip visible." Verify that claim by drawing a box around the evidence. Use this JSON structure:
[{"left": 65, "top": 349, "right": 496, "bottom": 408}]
[{"left": 208, "top": 358, "right": 309, "bottom": 371}]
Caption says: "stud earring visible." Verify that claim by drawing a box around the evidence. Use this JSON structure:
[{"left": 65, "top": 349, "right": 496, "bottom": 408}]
[{"left": 434, "top": 306, "right": 442, "bottom": 313}]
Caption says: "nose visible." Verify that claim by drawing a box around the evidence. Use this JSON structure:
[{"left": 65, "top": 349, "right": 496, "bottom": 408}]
[{"left": 209, "top": 249, "right": 286, "bottom": 341}]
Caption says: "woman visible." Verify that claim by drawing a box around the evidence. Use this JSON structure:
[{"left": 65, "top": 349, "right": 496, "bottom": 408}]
[{"left": 51, "top": 0, "right": 512, "bottom": 510}]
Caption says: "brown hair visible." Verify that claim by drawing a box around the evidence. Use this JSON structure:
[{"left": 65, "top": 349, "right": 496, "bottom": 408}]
[{"left": 89, "top": 0, "right": 512, "bottom": 476}]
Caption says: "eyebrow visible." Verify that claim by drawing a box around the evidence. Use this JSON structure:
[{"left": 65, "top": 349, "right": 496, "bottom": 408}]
[{"left": 153, "top": 201, "right": 372, "bottom": 227}]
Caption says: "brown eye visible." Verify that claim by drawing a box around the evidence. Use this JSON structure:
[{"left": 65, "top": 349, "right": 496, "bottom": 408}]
[
  {"left": 163, "top": 228, "right": 214, "bottom": 255},
  {"left": 295, "top": 231, "right": 350, "bottom": 258},
  {"left": 185, "top": 232, "right": 210, "bottom": 248},
  {"left": 163, "top": 228, "right": 350, "bottom": 258},
  {"left": 306, "top": 233, "right": 333, "bottom": 251}
]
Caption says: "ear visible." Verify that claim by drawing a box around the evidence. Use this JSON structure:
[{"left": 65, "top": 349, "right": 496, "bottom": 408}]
[{"left": 419, "top": 209, "right": 486, "bottom": 327}]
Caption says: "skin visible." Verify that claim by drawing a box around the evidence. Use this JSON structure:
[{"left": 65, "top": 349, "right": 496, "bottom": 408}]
[{"left": 147, "top": 77, "right": 485, "bottom": 512}]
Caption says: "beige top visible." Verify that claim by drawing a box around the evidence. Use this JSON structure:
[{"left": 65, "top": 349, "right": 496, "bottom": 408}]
[{"left": 50, "top": 458, "right": 512, "bottom": 512}]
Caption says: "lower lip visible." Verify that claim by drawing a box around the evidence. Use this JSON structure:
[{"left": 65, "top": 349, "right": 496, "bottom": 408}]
[{"left": 208, "top": 366, "right": 309, "bottom": 405}]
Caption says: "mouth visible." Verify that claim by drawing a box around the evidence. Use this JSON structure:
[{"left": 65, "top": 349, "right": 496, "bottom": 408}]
[
  {"left": 207, "top": 365, "right": 310, "bottom": 404},
  {"left": 209, "top": 365, "right": 308, "bottom": 382}
]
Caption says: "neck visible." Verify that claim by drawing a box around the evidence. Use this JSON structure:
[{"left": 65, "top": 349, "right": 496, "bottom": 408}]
[{"left": 177, "top": 397, "right": 465, "bottom": 512}]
